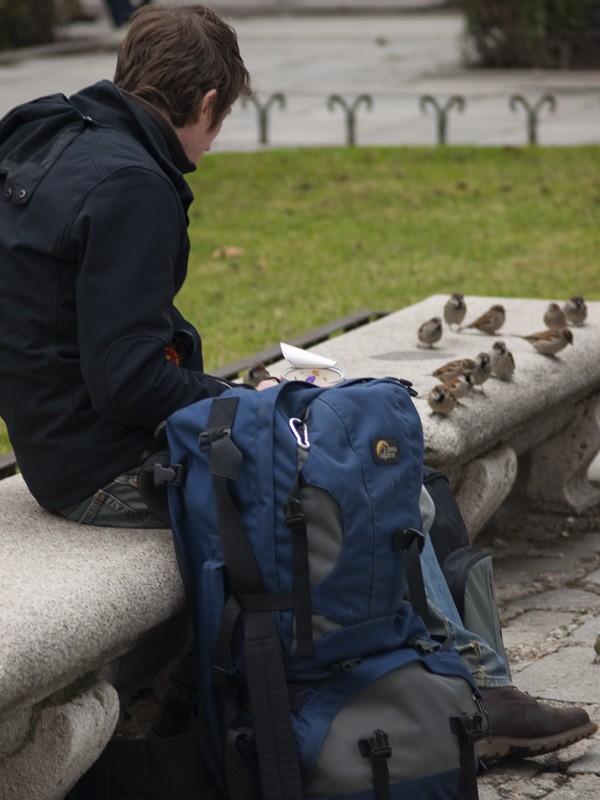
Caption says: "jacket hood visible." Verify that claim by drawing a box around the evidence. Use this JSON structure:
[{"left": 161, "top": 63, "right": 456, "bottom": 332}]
[{"left": 0, "top": 80, "right": 193, "bottom": 207}]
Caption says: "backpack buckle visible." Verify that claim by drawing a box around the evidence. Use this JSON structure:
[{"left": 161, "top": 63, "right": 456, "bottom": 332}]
[
  {"left": 283, "top": 496, "right": 305, "bottom": 528},
  {"left": 450, "top": 712, "right": 486, "bottom": 744},
  {"left": 153, "top": 463, "right": 186, "bottom": 487},
  {"left": 198, "top": 426, "right": 232, "bottom": 451},
  {"left": 359, "top": 729, "right": 392, "bottom": 761}
]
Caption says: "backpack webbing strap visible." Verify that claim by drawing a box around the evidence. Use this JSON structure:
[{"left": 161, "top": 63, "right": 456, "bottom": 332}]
[
  {"left": 450, "top": 714, "right": 482, "bottom": 800},
  {"left": 284, "top": 473, "right": 314, "bottom": 659},
  {"left": 359, "top": 729, "right": 391, "bottom": 800},
  {"left": 243, "top": 611, "right": 304, "bottom": 800},
  {"left": 391, "top": 528, "right": 428, "bottom": 620},
  {"left": 203, "top": 398, "right": 304, "bottom": 800}
]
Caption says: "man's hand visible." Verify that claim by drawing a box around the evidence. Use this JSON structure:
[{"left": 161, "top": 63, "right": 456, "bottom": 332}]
[{"left": 255, "top": 378, "right": 280, "bottom": 391}]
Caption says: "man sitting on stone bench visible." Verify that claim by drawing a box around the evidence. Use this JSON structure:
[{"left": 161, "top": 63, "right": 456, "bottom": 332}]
[{"left": 0, "top": 2, "right": 594, "bottom": 770}]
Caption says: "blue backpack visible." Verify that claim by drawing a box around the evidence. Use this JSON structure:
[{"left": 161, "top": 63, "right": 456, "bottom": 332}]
[{"left": 162, "top": 378, "right": 486, "bottom": 800}]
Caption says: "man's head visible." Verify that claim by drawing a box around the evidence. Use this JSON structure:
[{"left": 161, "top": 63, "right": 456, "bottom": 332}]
[{"left": 114, "top": 4, "right": 252, "bottom": 132}]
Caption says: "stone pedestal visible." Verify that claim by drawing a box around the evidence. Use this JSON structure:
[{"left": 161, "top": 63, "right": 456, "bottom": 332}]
[{"left": 0, "top": 682, "right": 119, "bottom": 800}]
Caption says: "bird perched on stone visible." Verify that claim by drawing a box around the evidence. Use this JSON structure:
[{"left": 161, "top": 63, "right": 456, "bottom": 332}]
[
  {"left": 442, "top": 369, "right": 474, "bottom": 399},
  {"left": 543, "top": 302, "right": 567, "bottom": 330},
  {"left": 433, "top": 353, "right": 491, "bottom": 393},
  {"left": 432, "top": 357, "right": 475, "bottom": 383},
  {"left": 417, "top": 317, "right": 443, "bottom": 348},
  {"left": 563, "top": 295, "right": 587, "bottom": 326},
  {"left": 427, "top": 383, "right": 458, "bottom": 415},
  {"left": 461, "top": 304, "right": 506, "bottom": 335},
  {"left": 443, "top": 292, "right": 467, "bottom": 329},
  {"left": 243, "top": 361, "right": 272, "bottom": 387},
  {"left": 519, "top": 327, "right": 573, "bottom": 356},
  {"left": 490, "top": 340, "right": 515, "bottom": 380},
  {"left": 470, "top": 352, "right": 492, "bottom": 392},
  {"left": 594, "top": 635, "right": 600, "bottom": 664}
]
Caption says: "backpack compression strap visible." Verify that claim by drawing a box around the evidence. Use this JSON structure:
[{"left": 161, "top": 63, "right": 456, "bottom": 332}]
[
  {"left": 359, "top": 729, "right": 392, "bottom": 800},
  {"left": 201, "top": 397, "right": 304, "bottom": 800}
]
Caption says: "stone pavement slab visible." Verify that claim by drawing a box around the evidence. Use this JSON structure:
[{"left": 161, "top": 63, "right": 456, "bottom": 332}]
[{"left": 474, "top": 521, "right": 600, "bottom": 797}]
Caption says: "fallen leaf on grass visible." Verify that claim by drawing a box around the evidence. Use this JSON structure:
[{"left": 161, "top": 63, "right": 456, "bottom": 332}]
[{"left": 212, "top": 246, "right": 245, "bottom": 259}]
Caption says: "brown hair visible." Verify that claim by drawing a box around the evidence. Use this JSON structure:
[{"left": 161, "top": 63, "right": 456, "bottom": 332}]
[{"left": 114, "top": 4, "right": 252, "bottom": 129}]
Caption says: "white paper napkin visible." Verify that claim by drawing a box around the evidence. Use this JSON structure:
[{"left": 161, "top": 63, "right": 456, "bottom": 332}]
[{"left": 280, "top": 342, "right": 338, "bottom": 368}]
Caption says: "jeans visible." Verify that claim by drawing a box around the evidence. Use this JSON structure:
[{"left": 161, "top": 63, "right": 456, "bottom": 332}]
[
  {"left": 58, "top": 471, "right": 511, "bottom": 687},
  {"left": 419, "top": 485, "right": 511, "bottom": 688},
  {"left": 57, "top": 467, "right": 168, "bottom": 528}
]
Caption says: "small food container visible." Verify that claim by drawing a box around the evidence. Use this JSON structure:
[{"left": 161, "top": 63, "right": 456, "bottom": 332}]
[{"left": 281, "top": 366, "right": 345, "bottom": 387}]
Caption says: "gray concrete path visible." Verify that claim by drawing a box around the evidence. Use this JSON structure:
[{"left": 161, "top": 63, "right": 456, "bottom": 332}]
[{"left": 1, "top": 3, "right": 600, "bottom": 147}]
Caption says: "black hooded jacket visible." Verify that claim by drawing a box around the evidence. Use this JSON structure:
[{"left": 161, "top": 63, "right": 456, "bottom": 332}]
[{"left": 0, "top": 80, "right": 241, "bottom": 511}]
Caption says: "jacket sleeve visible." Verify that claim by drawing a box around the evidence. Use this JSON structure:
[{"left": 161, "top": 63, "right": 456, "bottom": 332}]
[{"left": 71, "top": 165, "right": 246, "bottom": 428}]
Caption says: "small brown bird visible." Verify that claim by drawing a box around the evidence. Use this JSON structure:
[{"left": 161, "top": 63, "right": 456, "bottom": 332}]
[
  {"left": 418, "top": 317, "right": 443, "bottom": 348},
  {"left": 563, "top": 295, "right": 587, "bottom": 326},
  {"left": 427, "top": 383, "right": 458, "bottom": 416},
  {"left": 490, "top": 340, "right": 515, "bottom": 380},
  {"left": 461, "top": 304, "right": 506, "bottom": 335},
  {"left": 432, "top": 357, "right": 476, "bottom": 383},
  {"left": 442, "top": 369, "right": 474, "bottom": 399},
  {"left": 519, "top": 327, "right": 573, "bottom": 356},
  {"left": 543, "top": 302, "right": 567, "bottom": 330},
  {"left": 243, "top": 361, "right": 272, "bottom": 387},
  {"left": 443, "top": 293, "right": 467, "bottom": 329},
  {"left": 471, "top": 352, "right": 492, "bottom": 393},
  {"left": 432, "top": 352, "right": 490, "bottom": 391}
]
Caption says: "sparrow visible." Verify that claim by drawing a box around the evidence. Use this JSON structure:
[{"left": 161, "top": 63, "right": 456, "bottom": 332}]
[
  {"left": 543, "top": 302, "right": 567, "bottom": 330},
  {"left": 432, "top": 357, "right": 476, "bottom": 383},
  {"left": 470, "top": 352, "right": 492, "bottom": 392},
  {"left": 442, "top": 369, "right": 474, "bottom": 399},
  {"left": 433, "top": 354, "right": 490, "bottom": 392},
  {"left": 563, "top": 295, "right": 587, "bottom": 326},
  {"left": 427, "top": 383, "right": 458, "bottom": 416},
  {"left": 490, "top": 340, "right": 515, "bottom": 380},
  {"left": 417, "top": 317, "right": 443, "bottom": 348},
  {"left": 243, "top": 361, "right": 272, "bottom": 387},
  {"left": 461, "top": 304, "right": 506, "bottom": 335},
  {"left": 443, "top": 293, "right": 467, "bottom": 329},
  {"left": 519, "top": 327, "right": 573, "bottom": 356}
]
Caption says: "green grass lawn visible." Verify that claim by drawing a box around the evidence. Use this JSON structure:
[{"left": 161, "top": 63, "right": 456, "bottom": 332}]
[{"left": 1, "top": 145, "right": 599, "bottom": 455}]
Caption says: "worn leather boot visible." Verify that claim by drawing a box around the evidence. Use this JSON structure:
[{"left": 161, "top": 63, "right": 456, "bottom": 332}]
[{"left": 477, "top": 686, "right": 597, "bottom": 763}]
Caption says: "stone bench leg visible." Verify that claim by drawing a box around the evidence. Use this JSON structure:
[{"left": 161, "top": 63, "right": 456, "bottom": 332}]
[
  {"left": 454, "top": 445, "right": 518, "bottom": 542},
  {"left": 0, "top": 681, "right": 119, "bottom": 800},
  {"left": 521, "top": 393, "right": 600, "bottom": 515}
]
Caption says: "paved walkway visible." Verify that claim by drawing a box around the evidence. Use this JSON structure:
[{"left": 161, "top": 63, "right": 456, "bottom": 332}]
[
  {"left": 1, "top": 3, "right": 600, "bottom": 148},
  {"left": 475, "top": 511, "right": 600, "bottom": 799},
  {"left": 1, "top": 5, "right": 600, "bottom": 797}
]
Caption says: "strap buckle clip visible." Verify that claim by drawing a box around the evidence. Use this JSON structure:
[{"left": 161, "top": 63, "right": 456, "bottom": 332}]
[{"left": 359, "top": 729, "right": 392, "bottom": 761}]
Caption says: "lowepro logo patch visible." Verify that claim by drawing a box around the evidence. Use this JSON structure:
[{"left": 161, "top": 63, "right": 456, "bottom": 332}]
[{"left": 372, "top": 437, "right": 401, "bottom": 464}]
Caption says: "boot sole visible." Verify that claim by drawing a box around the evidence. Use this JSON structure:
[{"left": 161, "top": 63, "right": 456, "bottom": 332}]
[{"left": 477, "top": 721, "right": 598, "bottom": 764}]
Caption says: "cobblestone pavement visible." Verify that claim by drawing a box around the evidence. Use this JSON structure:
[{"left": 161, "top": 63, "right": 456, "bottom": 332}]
[{"left": 474, "top": 508, "right": 600, "bottom": 799}]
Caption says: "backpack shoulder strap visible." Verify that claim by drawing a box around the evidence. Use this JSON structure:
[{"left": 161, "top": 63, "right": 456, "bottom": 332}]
[{"left": 203, "top": 397, "right": 304, "bottom": 800}]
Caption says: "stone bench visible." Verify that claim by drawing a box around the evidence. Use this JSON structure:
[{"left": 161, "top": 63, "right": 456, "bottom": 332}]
[
  {"left": 0, "top": 475, "right": 191, "bottom": 800},
  {"left": 266, "top": 294, "right": 600, "bottom": 539},
  {"left": 2, "top": 294, "right": 600, "bottom": 799}
]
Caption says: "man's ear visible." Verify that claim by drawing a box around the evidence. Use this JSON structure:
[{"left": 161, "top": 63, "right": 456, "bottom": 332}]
[{"left": 201, "top": 89, "right": 218, "bottom": 117}]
